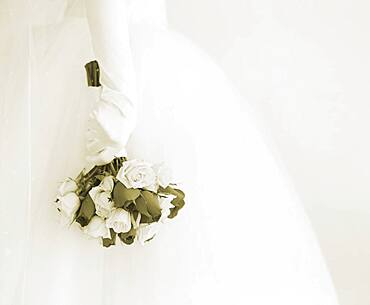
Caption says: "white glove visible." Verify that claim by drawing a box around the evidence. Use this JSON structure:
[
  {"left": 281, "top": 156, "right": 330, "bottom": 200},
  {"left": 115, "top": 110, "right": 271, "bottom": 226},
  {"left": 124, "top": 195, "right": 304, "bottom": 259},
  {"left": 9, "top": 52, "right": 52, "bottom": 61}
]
[{"left": 85, "top": 0, "right": 137, "bottom": 166}]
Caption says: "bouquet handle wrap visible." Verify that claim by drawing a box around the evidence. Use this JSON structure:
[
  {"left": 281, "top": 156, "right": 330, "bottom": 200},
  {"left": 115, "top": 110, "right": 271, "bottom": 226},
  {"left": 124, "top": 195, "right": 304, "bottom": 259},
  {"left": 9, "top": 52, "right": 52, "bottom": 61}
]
[
  {"left": 85, "top": 60, "right": 101, "bottom": 87},
  {"left": 85, "top": 0, "right": 137, "bottom": 166}
]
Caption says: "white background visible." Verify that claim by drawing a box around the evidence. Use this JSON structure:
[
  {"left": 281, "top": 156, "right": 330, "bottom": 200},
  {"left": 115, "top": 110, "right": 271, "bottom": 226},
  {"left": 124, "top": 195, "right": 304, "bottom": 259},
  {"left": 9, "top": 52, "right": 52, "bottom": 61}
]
[{"left": 167, "top": 1, "right": 370, "bottom": 305}]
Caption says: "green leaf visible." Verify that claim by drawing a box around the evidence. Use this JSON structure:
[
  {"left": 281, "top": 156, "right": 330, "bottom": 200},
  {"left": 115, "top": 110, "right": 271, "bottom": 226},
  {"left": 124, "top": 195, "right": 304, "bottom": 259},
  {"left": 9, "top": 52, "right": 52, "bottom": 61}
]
[
  {"left": 168, "top": 204, "right": 184, "bottom": 219},
  {"left": 171, "top": 197, "right": 185, "bottom": 208},
  {"left": 118, "top": 227, "right": 136, "bottom": 245},
  {"left": 75, "top": 195, "right": 96, "bottom": 227},
  {"left": 174, "top": 189, "right": 185, "bottom": 200},
  {"left": 102, "top": 229, "right": 116, "bottom": 248},
  {"left": 139, "top": 214, "right": 154, "bottom": 224},
  {"left": 113, "top": 182, "right": 140, "bottom": 208},
  {"left": 158, "top": 186, "right": 185, "bottom": 218},
  {"left": 159, "top": 186, "right": 185, "bottom": 200},
  {"left": 168, "top": 207, "right": 179, "bottom": 219},
  {"left": 123, "top": 200, "right": 136, "bottom": 212},
  {"left": 135, "top": 196, "right": 152, "bottom": 219},
  {"left": 141, "top": 190, "right": 161, "bottom": 220}
]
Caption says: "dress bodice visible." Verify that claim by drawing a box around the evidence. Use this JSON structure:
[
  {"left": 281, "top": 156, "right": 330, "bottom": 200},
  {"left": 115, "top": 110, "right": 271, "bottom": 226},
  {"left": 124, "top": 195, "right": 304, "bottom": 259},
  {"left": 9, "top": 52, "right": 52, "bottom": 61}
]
[
  {"left": 31, "top": 0, "right": 168, "bottom": 27},
  {"left": 126, "top": 0, "right": 168, "bottom": 27}
]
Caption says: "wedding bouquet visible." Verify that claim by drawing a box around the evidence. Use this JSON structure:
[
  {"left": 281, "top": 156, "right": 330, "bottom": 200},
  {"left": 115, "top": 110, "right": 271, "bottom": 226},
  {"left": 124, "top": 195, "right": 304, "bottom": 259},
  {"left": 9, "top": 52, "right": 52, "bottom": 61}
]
[
  {"left": 55, "top": 157, "right": 185, "bottom": 247},
  {"left": 54, "top": 60, "right": 184, "bottom": 247}
]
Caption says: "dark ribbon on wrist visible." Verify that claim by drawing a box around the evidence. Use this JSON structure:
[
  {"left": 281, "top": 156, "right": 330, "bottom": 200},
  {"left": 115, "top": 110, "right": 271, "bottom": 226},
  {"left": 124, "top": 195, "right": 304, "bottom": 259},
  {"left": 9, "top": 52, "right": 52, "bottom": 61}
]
[{"left": 85, "top": 60, "right": 101, "bottom": 87}]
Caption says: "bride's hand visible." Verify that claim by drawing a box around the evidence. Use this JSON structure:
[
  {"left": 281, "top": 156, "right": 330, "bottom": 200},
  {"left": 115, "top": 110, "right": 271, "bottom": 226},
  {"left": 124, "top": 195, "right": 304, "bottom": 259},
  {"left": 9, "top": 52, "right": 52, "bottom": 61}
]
[{"left": 86, "top": 88, "right": 137, "bottom": 166}]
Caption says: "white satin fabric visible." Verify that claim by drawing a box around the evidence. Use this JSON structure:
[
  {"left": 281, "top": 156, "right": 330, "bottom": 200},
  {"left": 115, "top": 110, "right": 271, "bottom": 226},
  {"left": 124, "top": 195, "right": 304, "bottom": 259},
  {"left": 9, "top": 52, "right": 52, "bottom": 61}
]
[{"left": 0, "top": 0, "right": 339, "bottom": 304}]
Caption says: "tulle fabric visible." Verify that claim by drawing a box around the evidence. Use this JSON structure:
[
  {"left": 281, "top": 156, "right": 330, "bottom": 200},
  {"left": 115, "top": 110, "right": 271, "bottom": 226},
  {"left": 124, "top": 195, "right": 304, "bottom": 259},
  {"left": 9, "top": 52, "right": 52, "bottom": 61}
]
[
  {"left": 0, "top": 1, "right": 339, "bottom": 304},
  {"left": 0, "top": 2, "right": 31, "bottom": 304}
]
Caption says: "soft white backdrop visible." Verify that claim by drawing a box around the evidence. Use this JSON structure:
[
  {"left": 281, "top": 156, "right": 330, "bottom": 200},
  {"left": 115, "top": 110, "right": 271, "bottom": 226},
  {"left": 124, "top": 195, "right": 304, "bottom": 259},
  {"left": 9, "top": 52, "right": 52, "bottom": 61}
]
[{"left": 166, "top": 1, "right": 370, "bottom": 305}]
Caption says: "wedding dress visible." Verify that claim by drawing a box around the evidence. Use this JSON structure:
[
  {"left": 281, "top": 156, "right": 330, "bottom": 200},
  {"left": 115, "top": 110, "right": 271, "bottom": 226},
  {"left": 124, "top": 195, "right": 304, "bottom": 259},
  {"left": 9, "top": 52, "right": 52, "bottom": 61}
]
[{"left": 0, "top": 0, "right": 339, "bottom": 304}]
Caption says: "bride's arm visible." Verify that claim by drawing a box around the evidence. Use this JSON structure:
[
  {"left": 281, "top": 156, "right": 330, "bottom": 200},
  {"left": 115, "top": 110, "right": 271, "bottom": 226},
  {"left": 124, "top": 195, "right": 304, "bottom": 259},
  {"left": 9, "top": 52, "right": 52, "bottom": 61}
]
[{"left": 85, "top": 0, "right": 137, "bottom": 165}]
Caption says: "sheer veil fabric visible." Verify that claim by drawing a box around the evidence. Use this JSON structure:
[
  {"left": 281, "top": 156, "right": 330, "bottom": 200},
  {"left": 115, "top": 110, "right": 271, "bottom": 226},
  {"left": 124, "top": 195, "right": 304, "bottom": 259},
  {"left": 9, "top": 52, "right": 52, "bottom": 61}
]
[{"left": 0, "top": 0, "right": 339, "bottom": 304}]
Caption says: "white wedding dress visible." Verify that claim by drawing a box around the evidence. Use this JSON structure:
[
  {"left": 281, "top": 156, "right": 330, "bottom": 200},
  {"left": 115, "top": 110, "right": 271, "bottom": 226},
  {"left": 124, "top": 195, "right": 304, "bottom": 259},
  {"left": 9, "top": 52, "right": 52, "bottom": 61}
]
[{"left": 0, "top": 0, "right": 339, "bottom": 304}]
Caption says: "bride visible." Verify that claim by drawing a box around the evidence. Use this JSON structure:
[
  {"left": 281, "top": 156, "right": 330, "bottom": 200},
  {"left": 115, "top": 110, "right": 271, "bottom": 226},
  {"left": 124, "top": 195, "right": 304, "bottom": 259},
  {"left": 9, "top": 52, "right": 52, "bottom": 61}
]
[{"left": 0, "top": 0, "right": 339, "bottom": 304}]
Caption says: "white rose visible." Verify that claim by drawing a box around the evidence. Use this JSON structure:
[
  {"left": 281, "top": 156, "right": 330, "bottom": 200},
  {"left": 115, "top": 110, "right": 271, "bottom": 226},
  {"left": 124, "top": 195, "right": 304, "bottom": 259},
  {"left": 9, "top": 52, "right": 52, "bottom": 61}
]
[
  {"left": 58, "top": 178, "right": 78, "bottom": 196},
  {"left": 100, "top": 176, "right": 114, "bottom": 192},
  {"left": 159, "top": 195, "right": 175, "bottom": 223},
  {"left": 89, "top": 186, "right": 114, "bottom": 218},
  {"left": 56, "top": 192, "right": 80, "bottom": 223},
  {"left": 136, "top": 223, "right": 160, "bottom": 245},
  {"left": 116, "top": 160, "right": 157, "bottom": 190},
  {"left": 84, "top": 216, "right": 110, "bottom": 238},
  {"left": 106, "top": 208, "right": 131, "bottom": 233},
  {"left": 153, "top": 164, "right": 172, "bottom": 188}
]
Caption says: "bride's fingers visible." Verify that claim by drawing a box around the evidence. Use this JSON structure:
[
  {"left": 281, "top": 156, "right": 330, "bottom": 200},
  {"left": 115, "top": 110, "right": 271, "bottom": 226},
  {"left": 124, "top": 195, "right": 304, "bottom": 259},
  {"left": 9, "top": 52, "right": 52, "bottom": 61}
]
[
  {"left": 86, "top": 147, "right": 117, "bottom": 166},
  {"left": 85, "top": 128, "right": 97, "bottom": 140},
  {"left": 86, "top": 138, "right": 105, "bottom": 154}
]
